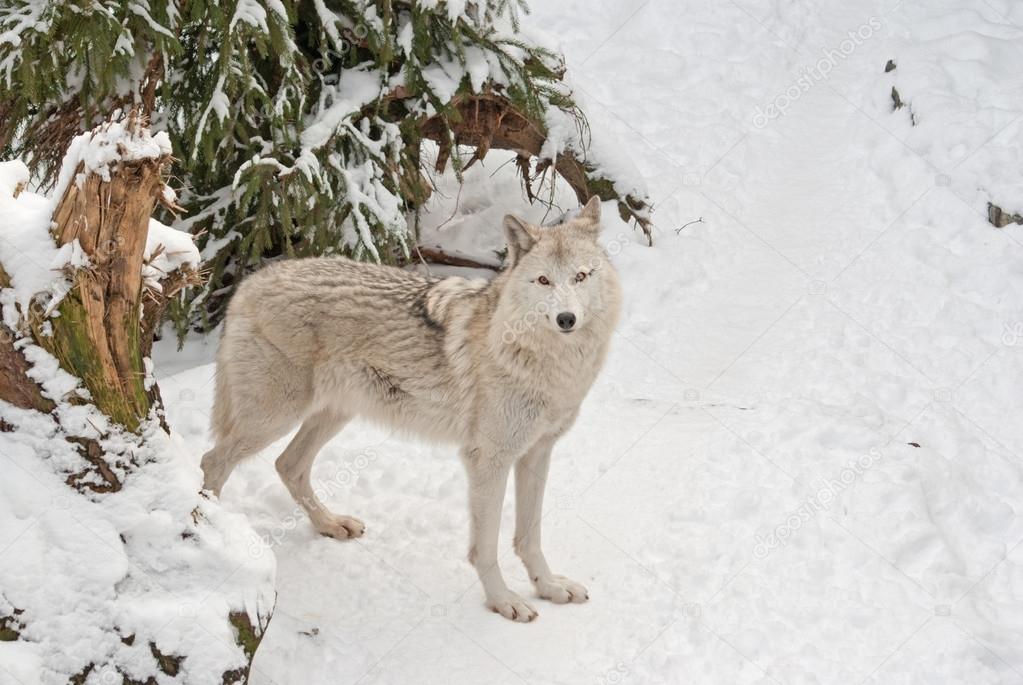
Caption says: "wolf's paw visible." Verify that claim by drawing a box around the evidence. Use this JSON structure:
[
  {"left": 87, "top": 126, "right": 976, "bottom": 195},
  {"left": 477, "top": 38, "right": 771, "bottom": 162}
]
[
  {"left": 535, "top": 575, "right": 588, "bottom": 604},
  {"left": 314, "top": 514, "right": 365, "bottom": 540},
  {"left": 487, "top": 591, "right": 538, "bottom": 622}
]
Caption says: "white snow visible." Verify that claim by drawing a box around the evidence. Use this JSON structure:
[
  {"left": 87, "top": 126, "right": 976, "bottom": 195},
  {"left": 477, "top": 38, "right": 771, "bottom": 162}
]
[
  {"left": 143, "top": 218, "right": 200, "bottom": 292},
  {"left": 396, "top": 16, "right": 414, "bottom": 56},
  {"left": 53, "top": 119, "right": 172, "bottom": 204},
  {"left": 0, "top": 161, "right": 68, "bottom": 316},
  {"left": 229, "top": 0, "right": 270, "bottom": 33},
  {"left": 0, "top": 3, "right": 49, "bottom": 85},
  {"left": 192, "top": 73, "right": 230, "bottom": 158},
  {"left": 154, "top": 2, "right": 1023, "bottom": 683},
  {"left": 311, "top": 0, "right": 345, "bottom": 49},
  {"left": 413, "top": 141, "right": 580, "bottom": 270},
  {"left": 127, "top": 2, "right": 176, "bottom": 39},
  {"left": 301, "top": 68, "right": 386, "bottom": 151},
  {"left": 0, "top": 400, "right": 276, "bottom": 685},
  {"left": 8, "top": 0, "right": 1023, "bottom": 683}
]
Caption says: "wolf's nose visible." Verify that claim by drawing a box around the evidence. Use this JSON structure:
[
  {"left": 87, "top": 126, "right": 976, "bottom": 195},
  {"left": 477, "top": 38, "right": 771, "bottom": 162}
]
[{"left": 556, "top": 312, "right": 576, "bottom": 331}]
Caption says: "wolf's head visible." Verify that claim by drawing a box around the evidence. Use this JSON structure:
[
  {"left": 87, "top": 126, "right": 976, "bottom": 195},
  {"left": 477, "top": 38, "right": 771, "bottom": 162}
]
[{"left": 496, "top": 196, "right": 622, "bottom": 345}]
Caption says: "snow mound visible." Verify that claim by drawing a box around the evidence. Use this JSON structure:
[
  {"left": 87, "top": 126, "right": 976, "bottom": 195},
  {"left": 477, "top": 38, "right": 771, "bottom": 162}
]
[
  {"left": 53, "top": 119, "right": 172, "bottom": 206},
  {"left": 0, "top": 161, "right": 68, "bottom": 317},
  {"left": 144, "top": 219, "right": 200, "bottom": 292},
  {"left": 0, "top": 396, "right": 276, "bottom": 685}
]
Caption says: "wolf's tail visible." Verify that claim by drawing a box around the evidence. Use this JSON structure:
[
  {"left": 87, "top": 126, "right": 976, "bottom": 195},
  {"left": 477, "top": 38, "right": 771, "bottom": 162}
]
[{"left": 209, "top": 327, "right": 234, "bottom": 443}]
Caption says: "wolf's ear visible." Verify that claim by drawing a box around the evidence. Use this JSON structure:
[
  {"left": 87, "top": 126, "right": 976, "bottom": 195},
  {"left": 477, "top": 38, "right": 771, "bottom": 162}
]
[
  {"left": 573, "top": 196, "right": 602, "bottom": 241},
  {"left": 578, "top": 195, "right": 602, "bottom": 224},
  {"left": 504, "top": 214, "right": 536, "bottom": 266}
]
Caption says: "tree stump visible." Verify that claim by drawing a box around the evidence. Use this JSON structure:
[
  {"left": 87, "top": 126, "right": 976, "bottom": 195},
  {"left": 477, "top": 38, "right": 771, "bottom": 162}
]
[{"left": 0, "top": 114, "right": 273, "bottom": 685}]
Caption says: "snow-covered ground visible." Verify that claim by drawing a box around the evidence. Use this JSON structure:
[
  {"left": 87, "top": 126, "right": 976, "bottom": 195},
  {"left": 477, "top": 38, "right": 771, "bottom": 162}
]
[{"left": 150, "top": 1, "right": 1023, "bottom": 683}]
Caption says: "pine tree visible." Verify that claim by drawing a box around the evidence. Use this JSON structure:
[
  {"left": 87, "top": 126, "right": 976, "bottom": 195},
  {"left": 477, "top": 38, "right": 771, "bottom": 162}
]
[{"left": 0, "top": 0, "right": 651, "bottom": 336}]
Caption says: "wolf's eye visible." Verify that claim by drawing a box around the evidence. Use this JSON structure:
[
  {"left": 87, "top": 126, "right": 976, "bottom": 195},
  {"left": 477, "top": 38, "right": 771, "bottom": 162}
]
[
  {"left": 575, "top": 271, "right": 588, "bottom": 283},
  {"left": 537, "top": 275, "right": 551, "bottom": 286}
]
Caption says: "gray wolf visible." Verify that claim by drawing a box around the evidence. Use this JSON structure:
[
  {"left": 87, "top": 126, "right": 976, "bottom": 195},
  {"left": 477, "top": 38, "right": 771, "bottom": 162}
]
[{"left": 201, "top": 196, "right": 622, "bottom": 621}]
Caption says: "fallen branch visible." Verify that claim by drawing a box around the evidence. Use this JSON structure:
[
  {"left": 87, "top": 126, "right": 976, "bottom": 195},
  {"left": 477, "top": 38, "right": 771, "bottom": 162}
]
[
  {"left": 412, "top": 246, "right": 501, "bottom": 271},
  {"left": 420, "top": 93, "right": 653, "bottom": 245}
]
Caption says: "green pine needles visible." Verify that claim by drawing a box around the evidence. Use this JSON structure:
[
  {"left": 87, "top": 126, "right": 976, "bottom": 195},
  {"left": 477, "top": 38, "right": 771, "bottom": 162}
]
[{"left": 0, "top": 0, "right": 650, "bottom": 338}]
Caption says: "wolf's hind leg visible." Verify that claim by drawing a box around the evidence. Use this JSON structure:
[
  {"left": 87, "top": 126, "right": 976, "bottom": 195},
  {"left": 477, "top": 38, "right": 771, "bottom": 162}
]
[
  {"left": 201, "top": 353, "right": 306, "bottom": 496},
  {"left": 202, "top": 421, "right": 291, "bottom": 496},
  {"left": 201, "top": 445, "right": 241, "bottom": 497},
  {"left": 275, "top": 408, "right": 365, "bottom": 539}
]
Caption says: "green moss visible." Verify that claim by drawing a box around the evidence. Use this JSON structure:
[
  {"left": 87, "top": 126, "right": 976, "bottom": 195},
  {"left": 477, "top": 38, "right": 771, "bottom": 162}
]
[
  {"left": 149, "top": 641, "right": 184, "bottom": 676},
  {"left": 0, "top": 608, "right": 23, "bottom": 642},
  {"left": 228, "top": 611, "right": 264, "bottom": 661},
  {"left": 221, "top": 610, "right": 271, "bottom": 684},
  {"left": 36, "top": 279, "right": 149, "bottom": 432},
  {"left": 123, "top": 304, "right": 150, "bottom": 420}
]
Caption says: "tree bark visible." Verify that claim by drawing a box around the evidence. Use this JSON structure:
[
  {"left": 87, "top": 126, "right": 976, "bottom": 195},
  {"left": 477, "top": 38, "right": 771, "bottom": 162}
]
[{"left": 45, "top": 136, "right": 167, "bottom": 429}]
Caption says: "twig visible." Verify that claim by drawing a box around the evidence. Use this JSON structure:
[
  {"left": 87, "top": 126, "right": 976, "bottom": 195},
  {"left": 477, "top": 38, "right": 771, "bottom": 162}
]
[
  {"left": 434, "top": 181, "right": 464, "bottom": 232},
  {"left": 488, "top": 154, "right": 517, "bottom": 178},
  {"left": 675, "top": 217, "right": 704, "bottom": 234},
  {"left": 412, "top": 243, "right": 433, "bottom": 277}
]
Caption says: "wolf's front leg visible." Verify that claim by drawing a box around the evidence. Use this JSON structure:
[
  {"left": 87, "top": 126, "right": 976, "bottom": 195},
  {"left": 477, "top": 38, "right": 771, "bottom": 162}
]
[
  {"left": 464, "top": 449, "right": 538, "bottom": 622},
  {"left": 513, "top": 436, "right": 589, "bottom": 604}
]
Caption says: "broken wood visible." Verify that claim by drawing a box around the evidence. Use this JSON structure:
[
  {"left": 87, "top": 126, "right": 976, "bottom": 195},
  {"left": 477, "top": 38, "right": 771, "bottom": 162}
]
[
  {"left": 412, "top": 246, "right": 501, "bottom": 271},
  {"left": 43, "top": 116, "right": 175, "bottom": 429},
  {"left": 419, "top": 93, "right": 653, "bottom": 244}
]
